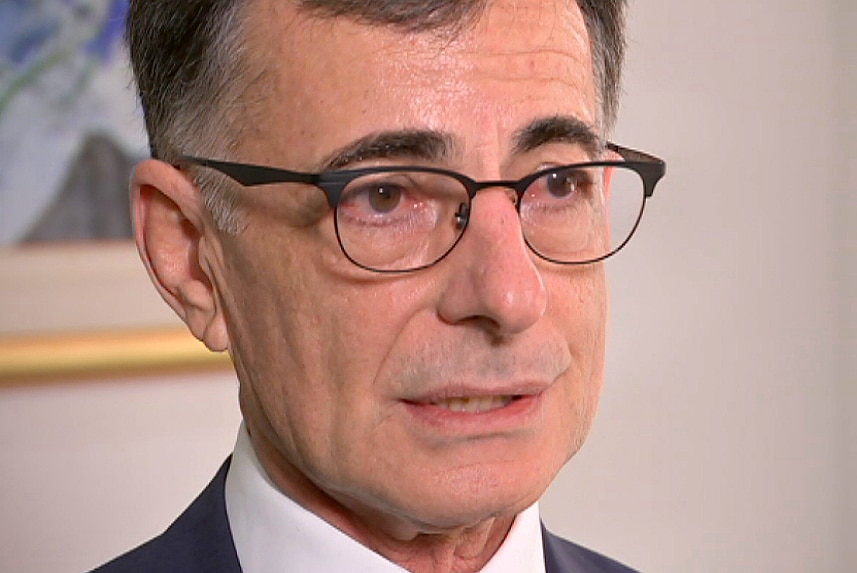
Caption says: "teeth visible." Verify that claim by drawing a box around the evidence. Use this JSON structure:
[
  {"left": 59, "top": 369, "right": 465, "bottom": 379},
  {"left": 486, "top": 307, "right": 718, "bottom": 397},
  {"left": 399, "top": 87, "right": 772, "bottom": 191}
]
[{"left": 432, "top": 396, "right": 514, "bottom": 413}]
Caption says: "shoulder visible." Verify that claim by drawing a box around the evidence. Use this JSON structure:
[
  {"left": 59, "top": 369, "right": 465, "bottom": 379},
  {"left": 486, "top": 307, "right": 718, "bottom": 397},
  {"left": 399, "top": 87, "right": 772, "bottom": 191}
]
[
  {"left": 542, "top": 526, "right": 644, "bottom": 573},
  {"left": 89, "top": 460, "right": 240, "bottom": 573}
]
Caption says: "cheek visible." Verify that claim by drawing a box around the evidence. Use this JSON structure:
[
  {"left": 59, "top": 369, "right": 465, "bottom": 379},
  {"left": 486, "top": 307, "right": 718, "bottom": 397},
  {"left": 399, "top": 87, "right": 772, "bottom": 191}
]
[
  {"left": 222, "top": 230, "right": 432, "bottom": 450},
  {"left": 545, "top": 267, "right": 607, "bottom": 451},
  {"left": 215, "top": 231, "right": 334, "bottom": 427},
  {"left": 547, "top": 266, "right": 607, "bottom": 354},
  {"left": 320, "top": 279, "right": 430, "bottom": 389}
]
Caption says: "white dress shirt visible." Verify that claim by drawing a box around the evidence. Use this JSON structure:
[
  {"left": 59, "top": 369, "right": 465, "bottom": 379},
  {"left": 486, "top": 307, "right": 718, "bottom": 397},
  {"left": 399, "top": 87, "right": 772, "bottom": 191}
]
[{"left": 224, "top": 425, "right": 546, "bottom": 573}]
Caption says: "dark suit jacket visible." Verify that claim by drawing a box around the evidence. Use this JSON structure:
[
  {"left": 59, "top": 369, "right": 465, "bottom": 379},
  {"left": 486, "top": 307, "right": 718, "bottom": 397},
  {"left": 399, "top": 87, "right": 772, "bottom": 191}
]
[{"left": 91, "top": 460, "right": 641, "bottom": 573}]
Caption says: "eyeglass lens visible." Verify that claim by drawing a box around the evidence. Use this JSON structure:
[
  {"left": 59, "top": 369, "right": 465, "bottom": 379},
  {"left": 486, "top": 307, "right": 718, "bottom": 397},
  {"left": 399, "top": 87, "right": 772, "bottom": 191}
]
[{"left": 334, "top": 165, "right": 646, "bottom": 272}]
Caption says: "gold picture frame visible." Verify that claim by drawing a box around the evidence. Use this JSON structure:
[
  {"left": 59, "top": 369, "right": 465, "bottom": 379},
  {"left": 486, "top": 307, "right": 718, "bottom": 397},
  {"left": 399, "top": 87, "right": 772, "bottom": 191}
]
[{"left": 0, "top": 242, "right": 230, "bottom": 386}]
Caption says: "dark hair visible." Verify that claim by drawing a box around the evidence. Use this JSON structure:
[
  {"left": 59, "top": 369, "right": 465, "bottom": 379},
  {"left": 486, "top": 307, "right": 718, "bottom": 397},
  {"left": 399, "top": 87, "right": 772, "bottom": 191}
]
[{"left": 126, "top": 0, "right": 627, "bottom": 227}]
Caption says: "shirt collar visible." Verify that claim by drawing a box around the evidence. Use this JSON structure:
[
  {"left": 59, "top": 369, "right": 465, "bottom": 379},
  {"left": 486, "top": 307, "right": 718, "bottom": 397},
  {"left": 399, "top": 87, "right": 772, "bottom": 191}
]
[{"left": 225, "top": 424, "right": 545, "bottom": 573}]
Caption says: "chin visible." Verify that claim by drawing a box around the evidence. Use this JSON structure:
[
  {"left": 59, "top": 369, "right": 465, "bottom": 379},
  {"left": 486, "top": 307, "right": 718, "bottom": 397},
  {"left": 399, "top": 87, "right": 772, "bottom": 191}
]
[{"left": 395, "top": 462, "right": 557, "bottom": 532}]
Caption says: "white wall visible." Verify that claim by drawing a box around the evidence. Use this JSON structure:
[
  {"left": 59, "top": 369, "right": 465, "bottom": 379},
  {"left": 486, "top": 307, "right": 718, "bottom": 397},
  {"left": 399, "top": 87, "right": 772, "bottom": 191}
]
[
  {"left": 833, "top": 1, "right": 857, "bottom": 569},
  {"left": 0, "top": 372, "right": 242, "bottom": 573},
  {"left": 0, "top": 1, "right": 852, "bottom": 572},
  {"left": 543, "top": 1, "right": 852, "bottom": 572}
]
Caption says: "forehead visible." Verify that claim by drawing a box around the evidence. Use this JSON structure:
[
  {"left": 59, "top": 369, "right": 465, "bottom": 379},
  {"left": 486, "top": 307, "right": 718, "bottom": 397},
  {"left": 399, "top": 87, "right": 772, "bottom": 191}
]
[{"left": 240, "top": 0, "right": 596, "bottom": 167}]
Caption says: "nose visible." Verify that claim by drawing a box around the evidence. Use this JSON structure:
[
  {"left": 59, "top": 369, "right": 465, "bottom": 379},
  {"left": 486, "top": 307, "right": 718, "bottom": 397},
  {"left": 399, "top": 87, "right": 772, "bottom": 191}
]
[{"left": 437, "top": 188, "right": 547, "bottom": 336}]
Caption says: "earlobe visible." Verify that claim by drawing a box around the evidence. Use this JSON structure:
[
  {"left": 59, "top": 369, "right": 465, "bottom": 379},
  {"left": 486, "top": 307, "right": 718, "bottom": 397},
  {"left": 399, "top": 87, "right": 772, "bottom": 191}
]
[{"left": 131, "top": 159, "right": 230, "bottom": 352}]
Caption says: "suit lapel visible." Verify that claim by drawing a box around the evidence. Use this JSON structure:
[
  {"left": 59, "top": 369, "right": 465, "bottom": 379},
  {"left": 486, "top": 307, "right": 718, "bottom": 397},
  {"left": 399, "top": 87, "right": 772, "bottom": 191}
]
[
  {"left": 159, "top": 458, "right": 242, "bottom": 573},
  {"left": 541, "top": 523, "right": 640, "bottom": 573}
]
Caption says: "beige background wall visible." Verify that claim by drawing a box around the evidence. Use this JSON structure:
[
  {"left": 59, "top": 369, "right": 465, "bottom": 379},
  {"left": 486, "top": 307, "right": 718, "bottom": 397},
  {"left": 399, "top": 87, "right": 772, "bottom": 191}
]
[
  {"left": 835, "top": 1, "right": 856, "bottom": 569},
  {"left": 1, "top": 1, "right": 853, "bottom": 572}
]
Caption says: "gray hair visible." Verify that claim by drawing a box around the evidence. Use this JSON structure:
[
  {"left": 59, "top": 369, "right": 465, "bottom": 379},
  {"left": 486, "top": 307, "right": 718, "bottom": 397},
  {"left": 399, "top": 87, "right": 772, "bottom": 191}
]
[{"left": 126, "top": 0, "right": 627, "bottom": 230}]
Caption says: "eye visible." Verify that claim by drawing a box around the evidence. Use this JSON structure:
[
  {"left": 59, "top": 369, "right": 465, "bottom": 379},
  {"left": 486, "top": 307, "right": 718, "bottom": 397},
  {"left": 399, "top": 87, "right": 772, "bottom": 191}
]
[
  {"left": 521, "top": 166, "right": 601, "bottom": 220},
  {"left": 365, "top": 184, "right": 402, "bottom": 213},
  {"left": 337, "top": 170, "right": 468, "bottom": 233},
  {"left": 338, "top": 173, "right": 424, "bottom": 227},
  {"left": 545, "top": 169, "right": 586, "bottom": 198}
]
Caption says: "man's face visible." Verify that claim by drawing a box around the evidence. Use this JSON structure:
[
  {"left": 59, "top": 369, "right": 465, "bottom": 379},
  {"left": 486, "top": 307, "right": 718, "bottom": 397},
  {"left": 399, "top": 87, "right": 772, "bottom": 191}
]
[{"left": 210, "top": 0, "right": 605, "bottom": 535}]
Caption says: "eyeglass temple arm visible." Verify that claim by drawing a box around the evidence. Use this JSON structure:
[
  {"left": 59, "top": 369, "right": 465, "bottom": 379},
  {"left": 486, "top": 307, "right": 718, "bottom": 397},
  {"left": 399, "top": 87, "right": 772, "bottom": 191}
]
[
  {"left": 177, "top": 155, "right": 318, "bottom": 187},
  {"left": 607, "top": 142, "right": 666, "bottom": 192}
]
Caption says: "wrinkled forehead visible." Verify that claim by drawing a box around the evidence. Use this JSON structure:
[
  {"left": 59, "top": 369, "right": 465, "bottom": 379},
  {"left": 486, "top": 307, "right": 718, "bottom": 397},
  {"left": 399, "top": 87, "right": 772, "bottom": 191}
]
[
  {"left": 236, "top": 0, "right": 596, "bottom": 165},
  {"left": 241, "top": 0, "right": 593, "bottom": 90},
  {"left": 247, "top": 0, "right": 592, "bottom": 69}
]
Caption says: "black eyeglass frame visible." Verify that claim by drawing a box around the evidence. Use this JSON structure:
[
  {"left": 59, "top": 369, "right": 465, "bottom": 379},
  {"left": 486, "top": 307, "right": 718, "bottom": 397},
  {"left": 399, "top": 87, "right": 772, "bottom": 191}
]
[{"left": 177, "top": 142, "right": 666, "bottom": 272}]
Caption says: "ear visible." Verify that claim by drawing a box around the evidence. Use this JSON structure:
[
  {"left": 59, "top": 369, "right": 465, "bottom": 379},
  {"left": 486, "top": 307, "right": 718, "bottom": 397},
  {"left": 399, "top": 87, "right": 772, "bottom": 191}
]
[{"left": 131, "top": 159, "right": 230, "bottom": 352}]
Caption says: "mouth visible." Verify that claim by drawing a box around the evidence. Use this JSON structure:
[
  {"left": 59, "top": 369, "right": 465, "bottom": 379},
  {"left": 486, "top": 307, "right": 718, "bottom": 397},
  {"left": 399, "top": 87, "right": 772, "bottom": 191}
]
[
  {"left": 430, "top": 395, "right": 518, "bottom": 414},
  {"left": 403, "top": 390, "right": 544, "bottom": 435}
]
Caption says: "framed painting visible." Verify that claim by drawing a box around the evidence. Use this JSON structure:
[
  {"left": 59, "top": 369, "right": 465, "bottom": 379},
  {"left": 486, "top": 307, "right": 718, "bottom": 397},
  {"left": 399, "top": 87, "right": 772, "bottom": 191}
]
[{"left": 0, "top": 1, "right": 229, "bottom": 384}]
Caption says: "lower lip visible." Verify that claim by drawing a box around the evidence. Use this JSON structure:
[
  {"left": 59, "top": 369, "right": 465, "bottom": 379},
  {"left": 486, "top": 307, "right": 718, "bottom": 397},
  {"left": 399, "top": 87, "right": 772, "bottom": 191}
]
[{"left": 402, "top": 393, "right": 544, "bottom": 436}]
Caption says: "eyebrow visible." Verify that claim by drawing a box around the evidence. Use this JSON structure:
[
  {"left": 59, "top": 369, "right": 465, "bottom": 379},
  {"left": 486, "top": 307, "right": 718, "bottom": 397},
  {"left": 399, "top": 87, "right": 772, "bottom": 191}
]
[
  {"left": 317, "top": 115, "right": 603, "bottom": 172},
  {"left": 512, "top": 115, "right": 604, "bottom": 159},
  {"left": 319, "top": 130, "right": 457, "bottom": 171}
]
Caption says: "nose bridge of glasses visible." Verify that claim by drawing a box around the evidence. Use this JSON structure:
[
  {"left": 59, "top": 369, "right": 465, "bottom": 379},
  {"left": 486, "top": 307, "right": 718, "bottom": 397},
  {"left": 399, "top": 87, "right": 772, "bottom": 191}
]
[
  {"left": 454, "top": 180, "right": 527, "bottom": 241},
  {"left": 469, "top": 179, "right": 523, "bottom": 206}
]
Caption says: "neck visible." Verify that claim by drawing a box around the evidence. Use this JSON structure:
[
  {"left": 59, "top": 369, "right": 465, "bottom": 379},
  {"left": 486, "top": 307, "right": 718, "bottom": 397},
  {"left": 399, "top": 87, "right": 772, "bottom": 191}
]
[{"left": 336, "top": 507, "right": 514, "bottom": 573}]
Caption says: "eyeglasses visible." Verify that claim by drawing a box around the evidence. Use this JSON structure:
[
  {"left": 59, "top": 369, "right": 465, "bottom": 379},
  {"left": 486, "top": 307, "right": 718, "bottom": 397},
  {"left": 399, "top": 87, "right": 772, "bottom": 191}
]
[{"left": 179, "top": 143, "right": 665, "bottom": 273}]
